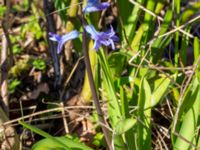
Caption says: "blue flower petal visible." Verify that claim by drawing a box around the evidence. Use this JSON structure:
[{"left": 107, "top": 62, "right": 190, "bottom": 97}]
[
  {"left": 84, "top": 25, "right": 119, "bottom": 51},
  {"left": 111, "top": 35, "right": 120, "bottom": 42},
  {"left": 97, "top": 2, "right": 110, "bottom": 9},
  {"left": 105, "top": 26, "right": 115, "bottom": 36},
  {"left": 109, "top": 39, "right": 115, "bottom": 50},
  {"left": 85, "top": 25, "right": 98, "bottom": 38},
  {"left": 88, "top": 0, "right": 98, "bottom": 4},
  {"left": 57, "top": 40, "right": 65, "bottom": 54},
  {"left": 93, "top": 40, "right": 101, "bottom": 50},
  {"left": 61, "top": 30, "right": 79, "bottom": 42},
  {"left": 49, "top": 32, "right": 61, "bottom": 41},
  {"left": 83, "top": 0, "right": 110, "bottom": 13},
  {"left": 49, "top": 30, "right": 79, "bottom": 54},
  {"left": 100, "top": 40, "right": 110, "bottom": 46}
]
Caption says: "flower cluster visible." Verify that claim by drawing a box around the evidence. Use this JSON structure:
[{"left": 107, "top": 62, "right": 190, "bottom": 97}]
[
  {"left": 49, "top": 0, "right": 118, "bottom": 54},
  {"left": 83, "top": 0, "right": 110, "bottom": 13},
  {"left": 85, "top": 25, "right": 119, "bottom": 50}
]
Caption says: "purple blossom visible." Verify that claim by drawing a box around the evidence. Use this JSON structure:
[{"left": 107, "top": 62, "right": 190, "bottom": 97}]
[
  {"left": 49, "top": 30, "right": 79, "bottom": 54},
  {"left": 85, "top": 25, "right": 119, "bottom": 50},
  {"left": 83, "top": 0, "right": 110, "bottom": 13}
]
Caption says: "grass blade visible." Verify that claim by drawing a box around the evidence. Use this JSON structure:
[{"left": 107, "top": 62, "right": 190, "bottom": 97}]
[
  {"left": 137, "top": 78, "right": 152, "bottom": 150},
  {"left": 174, "top": 79, "right": 200, "bottom": 150}
]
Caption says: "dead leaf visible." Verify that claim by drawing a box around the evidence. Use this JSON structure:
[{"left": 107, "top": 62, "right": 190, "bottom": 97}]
[{"left": 21, "top": 83, "right": 49, "bottom": 101}]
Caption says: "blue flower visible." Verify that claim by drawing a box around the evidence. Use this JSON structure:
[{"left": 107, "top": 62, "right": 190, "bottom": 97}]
[
  {"left": 83, "top": 0, "right": 110, "bottom": 13},
  {"left": 49, "top": 30, "right": 79, "bottom": 54},
  {"left": 85, "top": 25, "right": 119, "bottom": 50}
]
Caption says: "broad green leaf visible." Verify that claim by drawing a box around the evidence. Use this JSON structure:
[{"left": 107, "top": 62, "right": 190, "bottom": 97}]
[
  {"left": 117, "top": 0, "right": 145, "bottom": 42},
  {"left": 137, "top": 78, "right": 152, "bottom": 150},
  {"left": 120, "top": 87, "right": 136, "bottom": 149},
  {"left": 152, "top": 9, "right": 173, "bottom": 48},
  {"left": 115, "top": 118, "right": 136, "bottom": 135},
  {"left": 108, "top": 52, "right": 127, "bottom": 77},
  {"left": 178, "top": 78, "right": 199, "bottom": 115},
  {"left": 98, "top": 49, "right": 126, "bottom": 150},
  {"left": 32, "top": 138, "right": 67, "bottom": 150},
  {"left": 19, "top": 121, "right": 92, "bottom": 150},
  {"left": 32, "top": 136, "right": 93, "bottom": 150},
  {"left": 120, "top": 87, "right": 130, "bottom": 118},
  {"left": 98, "top": 49, "right": 121, "bottom": 126},
  {"left": 19, "top": 121, "right": 69, "bottom": 149},
  {"left": 131, "top": 0, "right": 156, "bottom": 51},
  {"left": 180, "top": 26, "right": 191, "bottom": 65},
  {"left": 151, "top": 77, "right": 171, "bottom": 107},
  {"left": 151, "top": 9, "right": 173, "bottom": 62},
  {"left": 193, "top": 37, "right": 200, "bottom": 81},
  {"left": 194, "top": 37, "right": 200, "bottom": 62},
  {"left": 174, "top": 79, "right": 200, "bottom": 150},
  {"left": 181, "top": 2, "right": 200, "bottom": 23}
]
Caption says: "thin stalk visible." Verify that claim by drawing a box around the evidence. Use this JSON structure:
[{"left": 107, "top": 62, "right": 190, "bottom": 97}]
[
  {"left": 43, "top": 0, "right": 69, "bottom": 134},
  {"left": 1, "top": 0, "right": 12, "bottom": 116},
  {"left": 174, "top": 0, "right": 180, "bottom": 76},
  {"left": 81, "top": 17, "right": 112, "bottom": 150},
  {"left": 43, "top": 0, "right": 60, "bottom": 87}
]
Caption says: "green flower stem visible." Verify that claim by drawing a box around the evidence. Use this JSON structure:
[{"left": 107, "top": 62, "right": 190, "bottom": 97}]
[
  {"left": 80, "top": 1, "right": 99, "bottom": 104},
  {"left": 174, "top": 0, "right": 181, "bottom": 73},
  {"left": 81, "top": 17, "right": 112, "bottom": 149},
  {"left": 80, "top": 41, "right": 97, "bottom": 104}
]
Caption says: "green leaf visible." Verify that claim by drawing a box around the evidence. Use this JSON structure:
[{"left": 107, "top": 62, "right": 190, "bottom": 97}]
[
  {"left": 180, "top": 26, "right": 191, "bottom": 65},
  {"left": 54, "top": 0, "right": 69, "bottom": 22},
  {"left": 194, "top": 37, "right": 200, "bottom": 62},
  {"left": 92, "top": 133, "right": 105, "bottom": 148},
  {"left": 115, "top": 118, "right": 136, "bottom": 135},
  {"left": 108, "top": 52, "right": 127, "bottom": 77},
  {"left": 181, "top": 2, "right": 200, "bottom": 23},
  {"left": 120, "top": 87, "right": 136, "bottom": 149},
  {"left": 151, "top": 77, "right": 171, "bottom": 107},
  {"left": 151, "top": 9, "right": 173, "bottom": 62},
  {"left": 131, "top": 0, "right": 156, "bottom": 51},
  {"left": 8, "top": 79, "right": 21, "bottom": 94},
  {"left": 193, "top": 37, "right": 200, "bottom": 81},
  {"left": 174, "top": 78, "right": 200, "bottom": 150},
  {"left": 152, "top": 9, "right": 173, "bottom": 47},
  {"left": 12, "top": 44, "right": 22, "bottom": 54},
  {"left": 12, "top": 0, "right": 29, "bottom": 11},
  {"left": 119, "top": 0, "right": 146, "bottom": 43},
  {"left": 98, "top": 49, "right": 121, "bottom": 126},
  {"left": 137, "top": 78, "right": 152, "bottom": 150},
  {"left": 19, "top": 121, "right": 93, "bottom": 150},
  {"left": 32, "top": 138, "right": 67, "bottom": 150},
  {"left": 0, "top": 6, "right": 6, "bottom": 17},
  {"left": 32, "top": 59, "right": 46, "bottom": 71},
  {"left": 98, "top": 49, "right": 126, "bottom": 150},
  {"left": 32, "top": 136, "right": 93, "bottom": 150},
  {"left": 19, "top": 121, "right": 69, "bottom": 149}
]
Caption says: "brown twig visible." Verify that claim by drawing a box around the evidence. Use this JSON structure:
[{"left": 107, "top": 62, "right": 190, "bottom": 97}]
[
  {"left": 1, "top": 0, "right": 12, "bottom": 116},
  {"left": 3, "top": 106, "right": 94, "bottom": 126},
  {"left": 0, "top": 2, "right": 20, "bottom": 150},
  {"left": 1, "top": 35, "right": 9, "bottom": 115}
]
